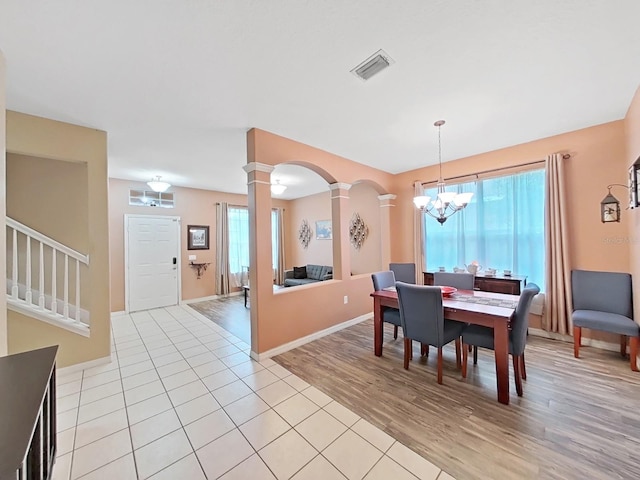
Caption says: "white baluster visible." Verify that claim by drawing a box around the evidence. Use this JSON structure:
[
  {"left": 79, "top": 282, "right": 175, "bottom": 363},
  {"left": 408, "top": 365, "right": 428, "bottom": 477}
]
[
  {"left": 63, "top": 255, "right": 69, "bottom": 319},
  {"left": 75, "top": 260, "right": 81, "bottom": 323},
  {"left": 11, "top": 228, "right": 18, "bottom": 299},
  {"left": 51, "top": 249, "right": 57, "bottom": 316},
  {"left": 39, "top": 242, "right": 45, "bottom": 309},
  {"left": 25, "top": 236, "right": 32, "bottom": 304}
]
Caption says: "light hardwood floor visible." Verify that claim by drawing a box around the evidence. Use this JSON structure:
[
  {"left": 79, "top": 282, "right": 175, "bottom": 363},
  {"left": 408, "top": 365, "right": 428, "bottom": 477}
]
[
  {"left": 273, "top": 318, "right": 640, "bottom": 480},
  {"left": 189, "top": 295, "right": 251, "bottom": 344}
]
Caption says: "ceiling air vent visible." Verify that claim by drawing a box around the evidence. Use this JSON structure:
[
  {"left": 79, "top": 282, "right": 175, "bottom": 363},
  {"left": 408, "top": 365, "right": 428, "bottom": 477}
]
[{"left": 351, "top": 49, "right": 395, "bottom": 81}]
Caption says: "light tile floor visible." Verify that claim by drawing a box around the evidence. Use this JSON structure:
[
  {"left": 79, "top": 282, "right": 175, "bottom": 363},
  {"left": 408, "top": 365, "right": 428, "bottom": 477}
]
[{"left": 52, "top": 305, "right": 456, "bottom": 480}]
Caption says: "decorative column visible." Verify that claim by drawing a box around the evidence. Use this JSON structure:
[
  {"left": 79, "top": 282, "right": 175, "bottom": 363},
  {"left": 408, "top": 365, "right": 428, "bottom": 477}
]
[
  {"left": 242, "top": 161, "right": 274, "bottom": 357},
  {"left": 329, "top": 183, "right": 351, "bottom": 281},
  {"left": 378, "top": 194, "right": 396, "bottom": 272}
]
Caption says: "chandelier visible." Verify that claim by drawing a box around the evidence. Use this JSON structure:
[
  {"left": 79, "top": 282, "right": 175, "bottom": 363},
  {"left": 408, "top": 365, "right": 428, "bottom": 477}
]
[{"left": 413, "top": 120, "right": 473, "bottom": 224}]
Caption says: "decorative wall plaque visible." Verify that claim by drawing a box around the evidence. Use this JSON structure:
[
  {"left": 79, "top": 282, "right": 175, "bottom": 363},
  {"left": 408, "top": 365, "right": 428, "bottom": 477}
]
[
  {"left": 349, "top": 213, "right": 369, "bottom": 250},
  {"left": 298, "top": 219, "right": 313, "bottom": 249}
]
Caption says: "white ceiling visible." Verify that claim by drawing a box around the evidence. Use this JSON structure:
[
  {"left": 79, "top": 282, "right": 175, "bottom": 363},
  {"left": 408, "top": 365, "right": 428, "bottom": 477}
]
[{"left": 1, "top": 1, "right": 640, "bottom": 198}]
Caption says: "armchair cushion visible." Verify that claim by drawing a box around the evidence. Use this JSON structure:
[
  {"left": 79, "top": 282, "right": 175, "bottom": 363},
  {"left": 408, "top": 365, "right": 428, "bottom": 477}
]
[{"left": 573, "top": 310, "right": 639, "bottom": 337}]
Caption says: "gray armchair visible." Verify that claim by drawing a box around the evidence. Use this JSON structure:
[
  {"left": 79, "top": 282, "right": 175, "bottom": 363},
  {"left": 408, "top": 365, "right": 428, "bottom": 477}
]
[
  {"left": 371, "top": 271, "right": 402, "bottom": 341},
  {"left": 433, "top": 272, "right": 475, "bottom": 290},
  {"left": 396, "top": 282, "right": 465, "bottom": 384},
  {"left": 572, "top": 270, "right": 638, "bottom": 371},
  {"left": 461, "top": 283, "right": 540, "bottom": 396},
  {"left": 389, "top": 263, "right": 416, "bottom": 284}
]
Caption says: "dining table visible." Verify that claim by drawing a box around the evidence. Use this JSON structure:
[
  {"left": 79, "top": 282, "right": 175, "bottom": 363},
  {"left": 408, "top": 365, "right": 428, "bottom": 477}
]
[{"left": 370, "top": 288, "right": 518, "bottom": 405}]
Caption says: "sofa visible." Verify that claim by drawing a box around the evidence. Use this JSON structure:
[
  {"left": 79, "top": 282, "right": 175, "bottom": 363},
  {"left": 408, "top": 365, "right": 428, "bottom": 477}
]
[{"left": 284, "top": 264, "right": 333, "bottom": 287}]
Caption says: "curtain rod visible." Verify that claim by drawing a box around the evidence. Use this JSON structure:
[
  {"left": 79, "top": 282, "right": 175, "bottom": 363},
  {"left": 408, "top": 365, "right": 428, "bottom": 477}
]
[{"left": 420, "top": 153, "right": 570, "bottom": 186}]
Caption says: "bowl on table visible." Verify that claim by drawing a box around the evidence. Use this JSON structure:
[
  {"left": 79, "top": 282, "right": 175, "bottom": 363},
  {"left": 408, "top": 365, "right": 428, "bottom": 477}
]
[{"left": 440, "top": 286, "right": 457, "bottom": 297}]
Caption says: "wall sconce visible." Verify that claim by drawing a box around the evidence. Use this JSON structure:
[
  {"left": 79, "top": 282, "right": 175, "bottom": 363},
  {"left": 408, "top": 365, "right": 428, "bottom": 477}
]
[{"left": 601, "top": 184, "right": 628, "bottom": 223}]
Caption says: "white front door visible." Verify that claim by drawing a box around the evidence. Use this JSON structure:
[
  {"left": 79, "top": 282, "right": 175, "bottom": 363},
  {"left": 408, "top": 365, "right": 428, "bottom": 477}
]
[{"left": 126, "top": 215, "right": 180, "bottom": 312}]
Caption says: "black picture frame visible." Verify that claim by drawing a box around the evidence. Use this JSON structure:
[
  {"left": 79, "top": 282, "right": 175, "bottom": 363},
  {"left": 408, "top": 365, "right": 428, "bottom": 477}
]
[{"left": 188, "top": 225, "right": 209, "bottom": 250}]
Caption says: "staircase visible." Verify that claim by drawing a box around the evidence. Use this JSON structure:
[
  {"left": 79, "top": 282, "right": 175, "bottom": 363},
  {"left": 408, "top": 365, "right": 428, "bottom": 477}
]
[{"left": 6, "top": 217, "right": 90, "bottom": 336}]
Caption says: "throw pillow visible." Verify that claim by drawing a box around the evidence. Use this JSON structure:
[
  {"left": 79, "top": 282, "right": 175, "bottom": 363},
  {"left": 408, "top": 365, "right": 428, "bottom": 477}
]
[{"left": 293, "top": 266, "right": 307, "bottom": 279}]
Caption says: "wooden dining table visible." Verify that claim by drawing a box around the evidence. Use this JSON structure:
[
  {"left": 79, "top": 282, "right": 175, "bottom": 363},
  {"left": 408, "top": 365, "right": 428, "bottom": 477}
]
[{"left": 370, "top": 288, "right": 518, "bottom": 405}]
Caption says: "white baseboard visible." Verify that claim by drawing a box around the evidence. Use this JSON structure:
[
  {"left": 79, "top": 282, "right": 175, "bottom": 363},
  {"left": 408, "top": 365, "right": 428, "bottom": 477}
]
[
  {"left": 181, "top": 291, "right": 242, "bottom": 304},
  {"left": 57, "top": 355, "right": 113, "bottom": 376},
  {"left": 252, "top": 313, "right": 372, "bottom": 362},
  {"left": 529, "top": 327, "right": 620, "bottom": 353},
  {"left": 110, "top": 311, "right": 126, "bottom": 317}
]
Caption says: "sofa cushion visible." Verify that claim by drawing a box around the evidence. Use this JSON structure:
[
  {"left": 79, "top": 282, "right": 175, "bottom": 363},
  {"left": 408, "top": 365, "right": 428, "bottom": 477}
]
[
  {"left": 293, "top": 266, "right": 307, "bottom": 279},
  {"left": 284, "top": 277, "right": 319, "bottom": 287},
  {"left": 306, "top": 264, "right": 325, "bottom": 281}
]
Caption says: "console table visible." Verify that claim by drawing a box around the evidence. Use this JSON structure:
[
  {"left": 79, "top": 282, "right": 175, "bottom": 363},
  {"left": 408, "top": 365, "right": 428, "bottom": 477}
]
[
  {"left": 0, "top": 345, "right": 58, "bottom": 480},
  {"left": 423, "top": 271, "right": 527, "bottom": 295}
]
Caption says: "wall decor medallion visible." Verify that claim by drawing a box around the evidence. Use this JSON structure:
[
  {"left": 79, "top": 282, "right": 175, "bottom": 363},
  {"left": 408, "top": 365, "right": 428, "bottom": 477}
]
[
  {"left": 298, "top": 219, "right": 313, "bottom": 249},
  {"left": 349, "top": 213, "right": 369, "bottom": 250}
]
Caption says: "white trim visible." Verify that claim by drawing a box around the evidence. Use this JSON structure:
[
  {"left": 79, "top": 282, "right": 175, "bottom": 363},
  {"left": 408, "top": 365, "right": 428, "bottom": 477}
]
[
  {"left": 329, "top": 182, "right": 352, "bottom": 191},
  {"left": 243, "top": 162, "right": 275, "bottom": 174},
  {"left": 378, "top": 194, "right": 397, "bottom": 201},
  {"left": 247, "top": 179, "right": 271, "bottom": 186},
  {"left": 56, "top": 355, "right": 113, "bottom": 376},
  {"left": 180, "top": 291, "right": 243, "bottom": 304},
  {"left": 7, "top": 299, "right": 90, "bottom": 336},
  {"left": 528, "top": 327, "right": 620, "bottom": 353},
  {"left": 251, "top": 312, "right": 371, "bottom": 361},
  {"left": 379, "top": 204, "right": 395, "bottom": 208},
  {"left": 110, "top": 310, "right": 126, "bottom": 317}
]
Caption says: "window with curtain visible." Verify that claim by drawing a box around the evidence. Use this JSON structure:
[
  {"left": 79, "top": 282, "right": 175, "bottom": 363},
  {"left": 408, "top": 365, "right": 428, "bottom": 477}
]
[
  {"left": 424, "top": 169, "right": 545, "bottom": 289},
  {"left": 227, "top": 206, "right": 280, "bottom": 277}
]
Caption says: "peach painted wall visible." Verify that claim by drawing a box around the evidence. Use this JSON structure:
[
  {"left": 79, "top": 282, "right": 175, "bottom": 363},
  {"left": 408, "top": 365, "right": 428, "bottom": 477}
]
[
  {"left": 246, "top": 129, "right": 396, "bottom": 354},
  {"left": 349, "top": 182, "right": 382, "bottom": 275},
  {"left": 624, "top": 85, "right": 640, "bottom": 321},
  {"left": 287, "top": 191, "right": 332, "bottom": 268},
  {"left": 392, "top": 121, "right": 630, "bottom": 339},
  {"left": 108, "top": 178, "right": 289, "bottom": 311}
]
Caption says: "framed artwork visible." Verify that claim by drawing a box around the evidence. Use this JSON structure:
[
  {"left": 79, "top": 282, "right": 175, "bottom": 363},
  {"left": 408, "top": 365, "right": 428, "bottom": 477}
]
[
  {"left": 315, "top": 220, "right": 332, "bottom": 240},
  {"left": 188, "top": 225, "right": 210, "bottom": 250}
]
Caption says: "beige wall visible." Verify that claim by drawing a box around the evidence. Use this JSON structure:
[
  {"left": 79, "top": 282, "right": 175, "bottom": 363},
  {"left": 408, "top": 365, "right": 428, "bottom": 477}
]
[
  {"left": 6, "top": 111, "right": 110, "bottom": 367},
  {"left": 0, "top": 51, "right": 6, "bottom": 356},
  {"left": 349, "top": 182, "right": 382, "bottom": 275},
  {"left": 287, "top": 190, "right": 332, "bottom": 268},
  {"left": 625, "top": 86, "right": 640, "bottom": 321},
  {"left": 109, "top": 178, "right": 289, "bottom": 311}
]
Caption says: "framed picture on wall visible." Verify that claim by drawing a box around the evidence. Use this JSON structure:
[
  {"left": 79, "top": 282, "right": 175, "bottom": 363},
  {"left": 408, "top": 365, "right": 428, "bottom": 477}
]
[
  {"left": 188, "top": 225, "right": 210, "bottom": 250},
  {"left": 315, "top": 220, "right": 332, "bottom": 240}
]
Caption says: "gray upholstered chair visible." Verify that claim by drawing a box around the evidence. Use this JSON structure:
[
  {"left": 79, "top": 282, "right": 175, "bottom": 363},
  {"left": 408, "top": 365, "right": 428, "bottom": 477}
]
[
  {"left": 433, "top": 272, "right": 475, "bottom": 290},
  {"left": 371, "top": 271, "right": 402, "bottom": 340},
  {"left": 389, "top": 263, "right": 416, "bottom": 284},
  {"left": 461, "top": 283, "right": 540, "bottom": 396},
  {"left": 396, "top": 282, "right": 465, "bottom": 384},
  {"left": 572, "top": 270, "right": 638, "bottom": 371}
]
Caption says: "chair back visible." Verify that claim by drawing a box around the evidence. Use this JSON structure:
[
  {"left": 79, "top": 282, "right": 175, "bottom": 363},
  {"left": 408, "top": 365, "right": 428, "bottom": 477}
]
[
  {"left": 389, "top": 263, "right": 416, "bottom": 284},
  {"left": 571, "top": 270, "right": 633, "bottom": 318},
  {"left": 396, "top": 282, "right": 444, "bottom": 345},
  {"left": 510, "top": 283, "right": 540, "bottom": 355},
  {"left": 372, "top": 271, "right": 396, "bottom": 291},
  {"left": 433, "top": 272, "right": 475, "bottom": 290}
]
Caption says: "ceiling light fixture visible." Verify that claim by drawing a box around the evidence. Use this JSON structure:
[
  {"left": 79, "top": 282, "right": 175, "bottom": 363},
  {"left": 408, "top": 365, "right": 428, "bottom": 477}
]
[
  {"left": 413, "top": 120, "right": 473, "bottom": 225},
  {"left": 147, "top": 176, "right": 171, "bottom": 193},
  {"left": 271, "top": 179, "right": 287, "bottom": 195}
]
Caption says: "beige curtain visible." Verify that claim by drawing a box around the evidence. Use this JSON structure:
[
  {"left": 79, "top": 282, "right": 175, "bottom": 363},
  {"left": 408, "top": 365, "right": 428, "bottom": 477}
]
[
  {"left": 543, "top": 153, "right": 573, "bottom": 334},
  {"left": 215, "top": 202, "right": 231, "bottom": 295},
  {"left": 275, "top": 208, "right": 286, "bottom": 285},
  {"left": 413, "top": 181, "right": 426, "bottom": 284}
]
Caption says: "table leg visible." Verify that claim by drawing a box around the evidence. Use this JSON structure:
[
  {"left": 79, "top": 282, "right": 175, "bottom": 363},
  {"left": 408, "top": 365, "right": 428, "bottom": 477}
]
[
  {"left": 494, "top": 321, "right": 510, "bottom": 405},
  {"left": 244, "top": 288, "right": 248, "bottom": 308},
  {"left": 374, "top": 297, "right": 383, "bottom": 356}
]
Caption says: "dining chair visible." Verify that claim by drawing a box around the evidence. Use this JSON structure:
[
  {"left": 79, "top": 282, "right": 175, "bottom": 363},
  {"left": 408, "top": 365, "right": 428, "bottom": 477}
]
[
  {"left": 433, "top": 272, "right": 475, "bottom": 290},
  {"left": 396, "top": 282, "right": 465, "bottom": 384},
  {"left": 371, "top": 271, "right": 402, "bottom": 340},
  {"left": 461, "top": 283, "right": 540, "bottom": 396},
  {"left": 572, "top": 269, "right": 638, "bottom": 371},
  {"left": 389, "top": 263, "right": 416, "bottom": 284}
]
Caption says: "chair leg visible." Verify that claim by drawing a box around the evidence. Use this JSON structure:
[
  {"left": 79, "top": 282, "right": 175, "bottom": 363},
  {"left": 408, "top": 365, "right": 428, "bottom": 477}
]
[
  {"left": 630, "top": 336, "right": 639, "bottom": 372},
  {"left": 473, "top": 345, "right": 478, "bottom": 365},
  {"left": 521, "top": 352, "right": 527, "bottom": 381},
  {"left": 462, "top": 343, "right": 468, "bottom": 378},
  {"left": 573, "top": 326, "right": 581, "bottom": 358},
  {"left": 421, "top": 344, "right": 429, "bottom": 356},
  {"left": 513, "top": 355, "right": 523, "bottom": 396},
  {"left": 621, "top": 335, "right": 627, "bottom": 357},
  {"left": 437, "top": 347, "right": 443, "bottom": 384},
  {"left": 455, "top": 338, "right": 461, "bottom": 369},
  {"left": 403, "top": 338, "right": 411, "bottom": 370},
  {"left": 394, "top": 325, "right": 398, "bottom": 340}
]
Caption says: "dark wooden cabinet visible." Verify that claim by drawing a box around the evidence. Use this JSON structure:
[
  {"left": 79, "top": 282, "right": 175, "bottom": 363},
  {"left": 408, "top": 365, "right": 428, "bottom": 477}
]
[
  {"left": 1, "top": 346, "right": 58, "bottom": 480},
  {"left": 423, "top": 271, "right": 527, "bottom": 295}
]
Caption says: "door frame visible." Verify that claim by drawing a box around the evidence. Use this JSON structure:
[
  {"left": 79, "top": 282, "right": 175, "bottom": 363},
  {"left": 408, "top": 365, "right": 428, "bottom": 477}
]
[{"left": 124, "top": 214, "right": 182, "bottom": 313}]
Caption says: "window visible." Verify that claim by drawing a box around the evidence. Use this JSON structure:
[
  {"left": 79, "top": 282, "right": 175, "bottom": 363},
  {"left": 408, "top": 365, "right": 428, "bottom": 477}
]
[
  {"left": 227, "top": 206, "right": 280, "bottom": 277},
  {"left": 424, "top": 169, "right": 545, "bottom": 289},
  {"left": 129, "top": 189, "right": 174, "bottom": 208}
]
